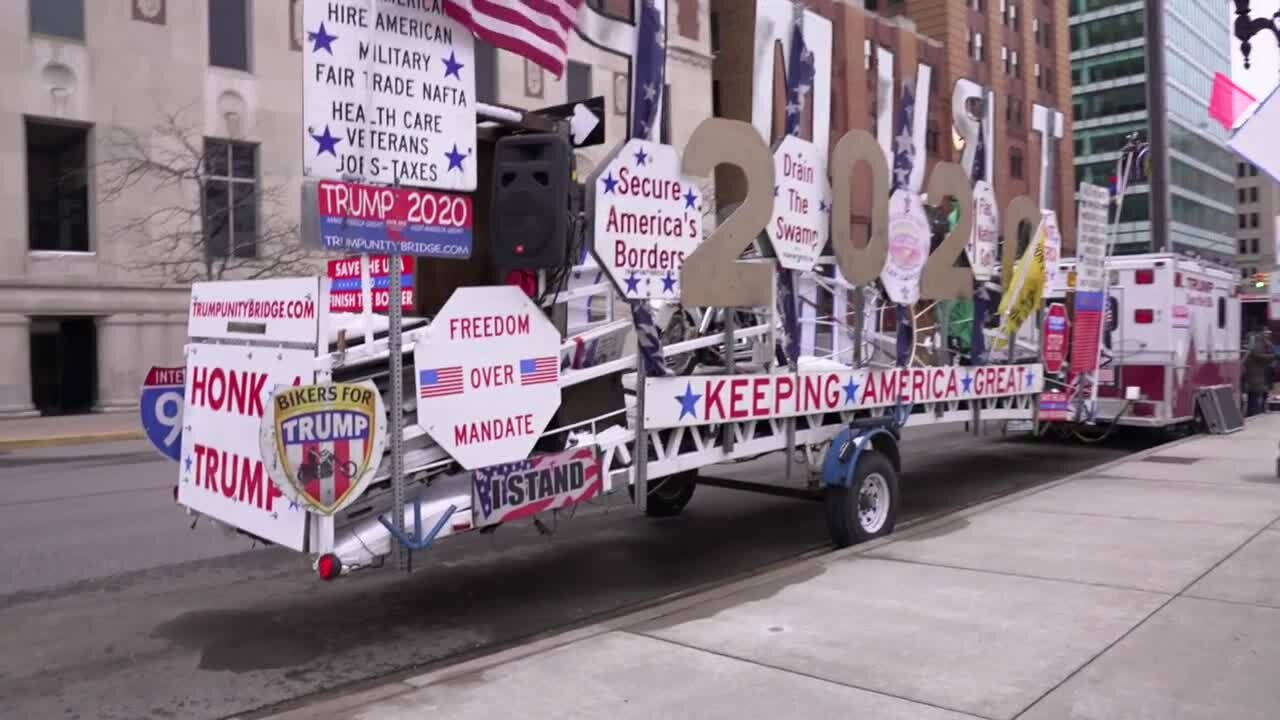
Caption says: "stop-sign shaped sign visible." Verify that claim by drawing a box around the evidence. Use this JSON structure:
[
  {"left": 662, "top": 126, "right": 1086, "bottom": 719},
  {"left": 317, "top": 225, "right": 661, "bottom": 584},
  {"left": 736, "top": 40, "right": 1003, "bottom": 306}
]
[{"left": 413, "top": 286, "right": 562, "bottom": 469}]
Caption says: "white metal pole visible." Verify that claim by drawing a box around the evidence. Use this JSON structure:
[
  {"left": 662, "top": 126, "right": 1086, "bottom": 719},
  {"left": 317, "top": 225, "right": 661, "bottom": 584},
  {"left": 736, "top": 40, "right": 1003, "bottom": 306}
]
[{"left": 360, "top": 253, "right": 374, "bottom": 347}]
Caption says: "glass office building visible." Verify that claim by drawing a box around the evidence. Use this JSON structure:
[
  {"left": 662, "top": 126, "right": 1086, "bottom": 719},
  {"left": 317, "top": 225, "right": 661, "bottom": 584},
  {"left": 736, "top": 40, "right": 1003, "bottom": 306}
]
[{"left": 1070, "top": 0, "right": 1236, "bottom": 263}]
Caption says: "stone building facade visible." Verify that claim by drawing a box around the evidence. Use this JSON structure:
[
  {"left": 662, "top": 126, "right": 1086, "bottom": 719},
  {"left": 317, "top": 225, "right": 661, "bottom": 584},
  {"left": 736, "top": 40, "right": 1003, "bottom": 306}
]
[{"left": 0, "top": 0, "right": 713, "bottom": 417}]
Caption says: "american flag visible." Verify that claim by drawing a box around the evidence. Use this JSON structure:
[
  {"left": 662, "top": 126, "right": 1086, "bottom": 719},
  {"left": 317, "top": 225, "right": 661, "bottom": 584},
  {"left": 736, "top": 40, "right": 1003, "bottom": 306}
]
[
  {"left": 784, "top": 4, "right": 815, "bottom": 137},
  {"left": 443, "top": 0, "right": 585, "bottom": 79},
  {"left": 419, "top": 367, "right": 465, "bottom": 398},
  {"left": 520, "top": 356, "right": 559, "bottom": 386},
  {"left": 630, "top": 0, "right": 665, "bottom": 140},
  {"left": 893, "top": 80, "right": 916, "bottom": 368}
]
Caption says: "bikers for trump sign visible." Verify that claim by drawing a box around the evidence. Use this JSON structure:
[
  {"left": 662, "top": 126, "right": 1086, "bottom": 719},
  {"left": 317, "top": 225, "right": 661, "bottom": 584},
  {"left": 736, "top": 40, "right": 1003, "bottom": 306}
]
[{"left": 259, "top": 381, "right": 388, "bottom": 516}]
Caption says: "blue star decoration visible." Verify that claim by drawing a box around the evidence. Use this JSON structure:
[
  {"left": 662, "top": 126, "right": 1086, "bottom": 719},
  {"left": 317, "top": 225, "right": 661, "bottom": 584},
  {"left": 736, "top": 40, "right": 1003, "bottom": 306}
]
[
  {"left": 774, "top": 185, "right": 780, "bottom": 197},
  {"left": 602, "top": 172, "right": 619, "bottom": 194},
  {"left": 183, "top": 454, "right": 193, "bottom": 472},
  {"left": 683, "top": 188, "right": 699, "bottom": 210},
  {"left": 843, "top": 377, "right": 860, "bottom": 405},
  {"left": 308, "top": 22, "right": 337, "bottom": 54},
  {"left": 311, "top": 125, "right": 341, "bottom": 157},
  {"left": 819, "top": 199, "right": 829, "bottom": 213},
  {"left": 661, "top": 271, "right": 677, "bottom": 293},
  {"left": 446, "top": 144, "right": 468, "bottom": 172},
  {"left": 442, "top": 50, "right": 465, "bottom": 80},
  {"left": 961, "top": 373, "right": 974, "bottom": 393},
  {"left": 624, "top": 272, "right": 641, "bottom": 294},
  {"left": 634, "top": 147, "right": 649, "bottom": 166},
  {"left": 676, "top": 382, "right": 702, "bottom": 420},
  {"left": 1025, "top": 367, "right": 1037, "bottom": 388},
  {"left": 288, "top": 499, "right": 300, "bottom": 511}
]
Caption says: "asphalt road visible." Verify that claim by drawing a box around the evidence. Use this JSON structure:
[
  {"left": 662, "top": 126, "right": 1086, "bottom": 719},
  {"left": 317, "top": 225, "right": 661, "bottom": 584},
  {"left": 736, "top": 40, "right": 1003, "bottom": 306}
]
[{"left": 0, "top": 426, "right": 1160, "bottom": 720}]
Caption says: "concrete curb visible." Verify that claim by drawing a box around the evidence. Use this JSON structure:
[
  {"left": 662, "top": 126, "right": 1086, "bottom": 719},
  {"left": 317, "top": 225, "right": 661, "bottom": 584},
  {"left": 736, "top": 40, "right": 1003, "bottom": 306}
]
[
  {"left": 250, "top": 431, "right": 1201, "bottom": 719},
  {"left": 0, "top": 430, "right": 145, "bottom": 451}
]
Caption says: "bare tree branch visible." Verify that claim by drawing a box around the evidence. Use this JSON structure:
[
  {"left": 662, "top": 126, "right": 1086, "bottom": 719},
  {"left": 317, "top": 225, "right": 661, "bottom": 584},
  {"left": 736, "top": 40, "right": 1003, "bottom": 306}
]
[{"left": 95, "top": 109, "right": 320, "bottom": 284}]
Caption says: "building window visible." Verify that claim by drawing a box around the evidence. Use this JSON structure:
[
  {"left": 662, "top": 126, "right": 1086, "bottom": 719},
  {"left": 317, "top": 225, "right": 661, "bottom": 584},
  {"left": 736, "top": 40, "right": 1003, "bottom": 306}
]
[
  {"left": 1008, "top": 2, "right": 1018, "bottom": 30},
  {"left": 969, "top": 31, "right": 984, "bottom": 61},
  {"left": 1011, "top": 50, "right": 1019, "bottom": 78},
  {"left": 567, "top": 61, "right": 592, "bottom": 103},
  {"left": 1240, "top": 214, "right": 1248, "bottom": 229},
  {"left": 203, "top": 139, "right": 258, "bottom": 259},
  {"left": 710, "top": 10, "right": 719, "bottom": 52},
  {"left": 1239, "top": 162, "right": 1248, "bottom": 177},
  {"left": 1241, "top": 238, "right": 1249, "bottom": 254},
  {"left": 26, "top": 119, "right": 90, "bottom": 252},
  {"left": 209, "top": 0, "right": 250, "bottom": 70},
  {"left": 1251, "top": 212, "right": 1260, "bottom": 228},
  {"left": 1010, "top": 148, "right": 1024, "bottom": 179},
  {"left": 1252, "top": 237, "right": 1260, "bottom": 254},
  {"left": 865, "top": 39, "right": 873, "bottom": 70},
  {"left": 1002, "top": 46, "right": 1010, "bottom": 74},
  {"left": 1251, "top": 186, "right": 1259, "bottom": 202},
  {"left": 31, "top": 0, "right": 84, "bottom": 40},
  {"left": 1239, "top": 188, "right": 1247, "bottom": 203},
  {"left": 1252, "top": 164, "right": 1259, "bottom": 176}
]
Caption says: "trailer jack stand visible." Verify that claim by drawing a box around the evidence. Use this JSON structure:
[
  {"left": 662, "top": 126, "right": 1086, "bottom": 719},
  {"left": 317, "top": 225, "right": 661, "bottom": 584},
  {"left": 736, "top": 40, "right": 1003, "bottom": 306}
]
[{"left": 379, "top": 502, "right": 458, "bottom": 552}]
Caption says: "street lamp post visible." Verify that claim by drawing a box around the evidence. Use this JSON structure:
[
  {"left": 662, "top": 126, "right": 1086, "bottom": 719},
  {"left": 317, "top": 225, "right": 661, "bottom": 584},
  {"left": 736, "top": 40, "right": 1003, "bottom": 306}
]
[{"left": 1234, "top": 0, "right": 1280, "bottom": 69}]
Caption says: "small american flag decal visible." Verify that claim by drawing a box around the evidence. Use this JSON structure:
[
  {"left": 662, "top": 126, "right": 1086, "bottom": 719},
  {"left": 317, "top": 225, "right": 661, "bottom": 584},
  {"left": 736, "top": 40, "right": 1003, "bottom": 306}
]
[
  {"left": 520, "top": 356, "right": 558, "bottom": 386},
  {"left": 419, "top": 367, "right": 465, "bottom": 398}
]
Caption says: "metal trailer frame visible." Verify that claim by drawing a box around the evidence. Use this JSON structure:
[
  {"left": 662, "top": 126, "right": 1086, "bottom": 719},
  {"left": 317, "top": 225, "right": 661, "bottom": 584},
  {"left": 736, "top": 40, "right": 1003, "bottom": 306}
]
[{"left": 178, "top": 102, "right": 1046, "bottom": 579}]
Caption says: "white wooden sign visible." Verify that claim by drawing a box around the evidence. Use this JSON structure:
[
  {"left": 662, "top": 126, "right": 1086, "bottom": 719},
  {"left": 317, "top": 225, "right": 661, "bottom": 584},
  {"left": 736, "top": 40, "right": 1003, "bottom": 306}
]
[
  {"left": 767, "top": 135, "right": 828, "bottom": 272},
  {"left": 302, "top": 0, "right": 476, "bottom": 190},
  {"left": 591, "top": 139, "right": 703, "bottom": 299},
  {"left": 413, "top": 286, "right": 562, "bottom": 469},
  {"left": 882, "top": 189, "right": 929, "bottom": 305},
  {"left": 969, "top": 180, "right": 998, "bottom": 281}
]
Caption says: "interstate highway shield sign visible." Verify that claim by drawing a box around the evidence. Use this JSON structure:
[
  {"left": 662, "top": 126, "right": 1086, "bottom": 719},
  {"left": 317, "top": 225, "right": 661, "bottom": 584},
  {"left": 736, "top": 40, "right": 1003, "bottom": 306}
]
[{"left": 259, "top": 381, "right": 388, "bottom": 516}]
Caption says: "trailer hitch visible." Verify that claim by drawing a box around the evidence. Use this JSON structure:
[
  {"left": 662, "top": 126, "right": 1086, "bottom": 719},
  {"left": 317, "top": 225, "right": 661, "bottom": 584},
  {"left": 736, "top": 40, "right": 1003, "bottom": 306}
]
[{"left": 378, "top": 500, "right": 458, "bottom": 552}]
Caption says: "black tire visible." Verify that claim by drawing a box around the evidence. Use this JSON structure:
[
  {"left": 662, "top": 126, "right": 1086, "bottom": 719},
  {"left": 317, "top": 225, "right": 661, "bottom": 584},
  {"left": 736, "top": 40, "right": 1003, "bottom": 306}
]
[
  {"left": 825, "top": 451, "right": 899, "bottom": 548},
  {"left": 628, "top": 470, "right": 697, "bottom": 517}
]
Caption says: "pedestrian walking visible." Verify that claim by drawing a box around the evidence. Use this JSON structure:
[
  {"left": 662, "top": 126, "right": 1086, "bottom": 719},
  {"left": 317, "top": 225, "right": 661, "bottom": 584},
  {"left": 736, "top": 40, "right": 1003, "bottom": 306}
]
[{"left": 1245, "top": 326, "right": 1274, "bottom": 416}]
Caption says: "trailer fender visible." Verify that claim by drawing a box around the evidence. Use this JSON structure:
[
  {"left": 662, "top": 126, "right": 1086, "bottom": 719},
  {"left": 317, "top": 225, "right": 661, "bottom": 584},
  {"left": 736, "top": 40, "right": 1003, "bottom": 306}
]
[{"left": 821, "top": 427, "right": 900, "bottom": 489}]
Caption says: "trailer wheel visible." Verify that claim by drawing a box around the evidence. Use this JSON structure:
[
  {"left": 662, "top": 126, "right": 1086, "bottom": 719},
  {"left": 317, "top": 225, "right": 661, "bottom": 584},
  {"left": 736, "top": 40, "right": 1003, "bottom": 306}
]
[
  {"left": 825, "top": 451, "right": 899, "bottom": 548},
  {"left": 629, "top": 470, "right": 697, "bottom": 517}
]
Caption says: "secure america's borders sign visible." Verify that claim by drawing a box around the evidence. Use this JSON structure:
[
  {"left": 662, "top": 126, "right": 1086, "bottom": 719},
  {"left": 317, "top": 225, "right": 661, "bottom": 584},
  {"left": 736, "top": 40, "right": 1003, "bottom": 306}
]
[
  {"left": 302, "top": 0, "right": 476, "bottom": 190},
  {"left": 591, "top": 139, "right": 703, "bottom": 299}
]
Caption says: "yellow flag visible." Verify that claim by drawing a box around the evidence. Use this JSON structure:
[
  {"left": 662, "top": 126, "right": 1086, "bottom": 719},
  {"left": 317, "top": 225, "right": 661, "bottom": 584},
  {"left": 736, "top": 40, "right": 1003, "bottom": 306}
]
[{"left": 992, "top": 220, "right": 1048, "bottom": 351}]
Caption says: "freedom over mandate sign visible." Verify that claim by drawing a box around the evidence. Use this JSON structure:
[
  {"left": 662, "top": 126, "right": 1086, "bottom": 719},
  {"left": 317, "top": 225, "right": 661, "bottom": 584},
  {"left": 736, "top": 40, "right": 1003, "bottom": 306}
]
[
  {"left": 590, "top": 139, "right": 703, "bottom": 299},
  {"left": 413, "top": 286, "right": 562, "bottom": 469},
  {"left": 302, "top": 0, "right": 476, "bottom": 191}
]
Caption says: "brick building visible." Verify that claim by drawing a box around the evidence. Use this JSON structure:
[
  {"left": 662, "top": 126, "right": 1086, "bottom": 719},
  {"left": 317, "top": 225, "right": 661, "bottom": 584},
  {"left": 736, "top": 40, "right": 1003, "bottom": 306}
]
[{"left": 710, "top": 0, "right": 1076, "bottom": 251}]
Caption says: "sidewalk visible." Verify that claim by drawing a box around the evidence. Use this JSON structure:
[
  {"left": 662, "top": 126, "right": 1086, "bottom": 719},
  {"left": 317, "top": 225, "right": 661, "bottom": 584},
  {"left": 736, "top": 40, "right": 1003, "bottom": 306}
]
[
  {"left": 0, "top": 411, "right": 143, "bottom": 450},
  {"left": 258, "top": 416, "right": 1280, "bottom": 720}
]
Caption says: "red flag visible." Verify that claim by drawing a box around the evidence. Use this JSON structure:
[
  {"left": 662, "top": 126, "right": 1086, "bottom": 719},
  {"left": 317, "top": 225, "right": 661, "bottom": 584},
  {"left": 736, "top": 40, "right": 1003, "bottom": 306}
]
[
  {"left": 444, "top": 0, "right": 585, "bottom": 79},
  {"left": 1209, "top": 72, "right": 1256, "bottom": 130}
]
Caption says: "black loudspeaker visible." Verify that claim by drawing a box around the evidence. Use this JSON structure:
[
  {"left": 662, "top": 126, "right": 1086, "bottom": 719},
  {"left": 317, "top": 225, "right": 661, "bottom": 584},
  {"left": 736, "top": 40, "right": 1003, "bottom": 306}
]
[{"left": 490, "top": 133, "right": 572, "bottom": 269}]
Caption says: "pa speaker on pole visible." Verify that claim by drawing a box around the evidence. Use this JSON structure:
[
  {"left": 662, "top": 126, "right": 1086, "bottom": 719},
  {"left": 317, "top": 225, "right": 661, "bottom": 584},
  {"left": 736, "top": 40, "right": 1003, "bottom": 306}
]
[{"left": 490, "top": 133, "right": 572, "bottom": 269}]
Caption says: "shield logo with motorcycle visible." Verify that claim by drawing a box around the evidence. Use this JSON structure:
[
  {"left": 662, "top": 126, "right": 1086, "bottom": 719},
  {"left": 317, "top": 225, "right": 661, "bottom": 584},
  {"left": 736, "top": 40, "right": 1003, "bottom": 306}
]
[{"left": 259, "top": 381, "right": 388, "bottom": 516}]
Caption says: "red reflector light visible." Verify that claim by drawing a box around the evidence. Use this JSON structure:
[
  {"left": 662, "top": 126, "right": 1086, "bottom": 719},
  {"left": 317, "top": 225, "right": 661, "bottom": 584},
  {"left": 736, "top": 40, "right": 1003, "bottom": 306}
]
[
  {"left": 317, "top": 553, "right": 342, "bottom": 581},
  {"left": 515, "top": 244, "right": 525, "bottom": 255},
  {"left": 1135, "top": 269, "right": 1155, "bottom": 284},
  {"left": 1134, "top": 308, "right": 1154, "bottom": 324}
]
